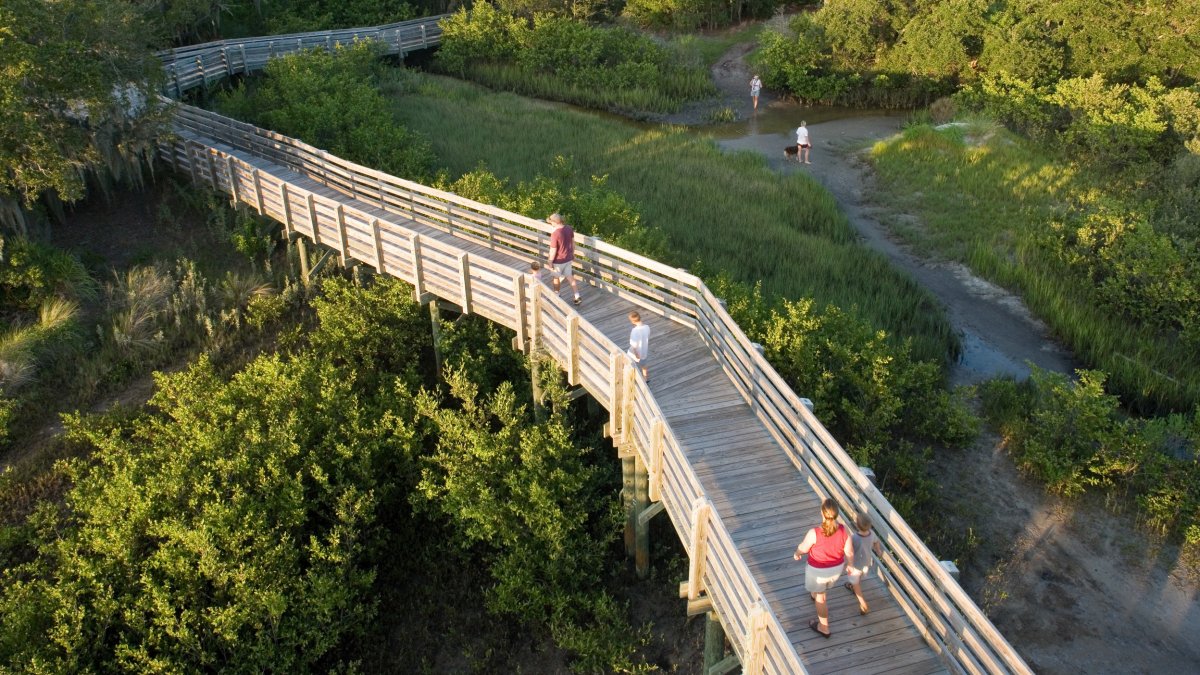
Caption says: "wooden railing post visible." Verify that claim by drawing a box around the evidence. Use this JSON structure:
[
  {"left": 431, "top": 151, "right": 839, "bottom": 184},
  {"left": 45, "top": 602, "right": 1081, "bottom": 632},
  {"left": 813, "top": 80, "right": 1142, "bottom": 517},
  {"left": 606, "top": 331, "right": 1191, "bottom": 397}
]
[
  {"left": 742, "top": 601, "right": 769, "bottom": 674},
  {"left": 687, "top": 497, "right": 712, "bottom": 601},
  {"left": 225, "top": 156, "right": 240, "bottom": 204},
  {"left": 567, "top": 315, "right": 580, "bottom": 385},
  {"left": 251, "top": 169, "right": 265, "bottom": 215},
  {"left": 410, "top": 233, "right": 424, "bottom": 296},
  {"left": 371, "top": 218, "right": 385, "bottom": 273},
  {"left": 335, "top": 204, "right": 349, "bottom": 266},
  {"left": 458, "top": 252, "right": 472, "bottom": 315},
  {"left": 514, "top": 275, "right": 528, "bottom": 354},
  {"left": 279, "top": 183, "right": 293, "bottom": 238},
  {"left": 306, "top": 192, "right": 320, "bottom": 244},
  {"left": 648, "top": 418, "right": 665, "bottom": 502}
]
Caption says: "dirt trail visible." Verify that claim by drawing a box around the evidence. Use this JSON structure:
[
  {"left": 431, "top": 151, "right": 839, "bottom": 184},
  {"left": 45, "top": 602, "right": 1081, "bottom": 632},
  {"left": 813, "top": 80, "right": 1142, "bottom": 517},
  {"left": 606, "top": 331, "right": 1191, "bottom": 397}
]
[{"left": 704, "top": 40, "right": 1200, "bottom": 674}]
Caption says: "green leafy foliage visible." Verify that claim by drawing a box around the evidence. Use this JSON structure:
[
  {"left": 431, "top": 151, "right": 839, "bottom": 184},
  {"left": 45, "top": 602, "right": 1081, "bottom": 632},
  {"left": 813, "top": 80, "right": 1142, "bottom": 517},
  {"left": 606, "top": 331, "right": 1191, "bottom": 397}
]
[
  {"left": 981, "top": 368, "right": 1200, "bottom": 548},
  {"left": 753, "top": 0, "right": 1197, "bottom": 108},
  {"left": 435, "top": 7, "right": 714, "bottom": 114},
  {"left": 414, "top": 366, "right": 644, "bottom": 671},
  {"left": 622, "top": 0, "right": 790, "bottom": 30},
  {"left": 0, "top": 0, "right": 167, "bottom": 206},
  {"left": 0, "top": 276, "right": 429, "bottom": 672},
  {"left": 217, "top": 43, "right": 433, "bottom": 180}
]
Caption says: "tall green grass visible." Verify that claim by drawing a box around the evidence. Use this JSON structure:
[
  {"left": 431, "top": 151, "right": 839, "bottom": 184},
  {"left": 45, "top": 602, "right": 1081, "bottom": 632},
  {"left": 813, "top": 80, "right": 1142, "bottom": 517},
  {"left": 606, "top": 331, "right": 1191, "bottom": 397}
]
[
  {"left": 871, "top": 123, "right": 1200, "bottom": 412},
  {"left": 391, "top": 71, "right": 956, "bottom": 364}
]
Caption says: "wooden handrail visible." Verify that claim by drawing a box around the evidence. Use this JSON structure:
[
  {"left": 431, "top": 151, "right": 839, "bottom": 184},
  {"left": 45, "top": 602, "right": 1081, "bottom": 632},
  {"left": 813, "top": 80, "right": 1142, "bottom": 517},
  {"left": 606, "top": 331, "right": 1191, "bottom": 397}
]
[{"left": 155, "top": 24, "right": 1031, "bottom": 672}]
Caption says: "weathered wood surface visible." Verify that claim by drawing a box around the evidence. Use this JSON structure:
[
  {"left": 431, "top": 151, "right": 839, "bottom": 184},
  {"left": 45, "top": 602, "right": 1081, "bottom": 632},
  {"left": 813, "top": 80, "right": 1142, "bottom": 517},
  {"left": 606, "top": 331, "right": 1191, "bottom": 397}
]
[{"left": 158, "top": 31, "right": 1032, "bottom": 674}]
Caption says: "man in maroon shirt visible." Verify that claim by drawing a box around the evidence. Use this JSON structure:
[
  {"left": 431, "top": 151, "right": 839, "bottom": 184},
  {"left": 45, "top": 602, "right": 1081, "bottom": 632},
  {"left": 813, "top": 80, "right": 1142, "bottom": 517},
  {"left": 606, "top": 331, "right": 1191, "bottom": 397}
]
[{"left": 546, "top": 213, "right": 581, "bottom": 305}]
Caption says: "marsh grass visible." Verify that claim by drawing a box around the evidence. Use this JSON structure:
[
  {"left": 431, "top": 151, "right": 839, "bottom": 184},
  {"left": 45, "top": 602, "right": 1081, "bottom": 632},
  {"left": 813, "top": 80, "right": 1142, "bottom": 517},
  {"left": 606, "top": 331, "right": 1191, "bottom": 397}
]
[
  {"left": 871, "top": 124, "right": 1200, "bottom": 411},
  {"left": 391, "top": 72, "right": 956, "bottom": 363}
]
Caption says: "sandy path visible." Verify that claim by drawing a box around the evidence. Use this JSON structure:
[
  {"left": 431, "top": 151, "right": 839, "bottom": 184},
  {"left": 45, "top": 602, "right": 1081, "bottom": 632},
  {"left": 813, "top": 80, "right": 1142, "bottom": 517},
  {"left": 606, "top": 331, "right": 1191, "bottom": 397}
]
[{"left": 703, "top": 40, "right": 1200, "bottom": 674}]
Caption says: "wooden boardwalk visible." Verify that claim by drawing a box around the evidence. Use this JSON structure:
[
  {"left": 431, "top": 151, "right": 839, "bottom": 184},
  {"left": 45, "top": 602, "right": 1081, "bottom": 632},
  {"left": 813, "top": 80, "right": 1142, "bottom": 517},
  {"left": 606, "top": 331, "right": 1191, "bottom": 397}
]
[{"left": 156, "top": 23, "right": 1031, "bottom": 675}]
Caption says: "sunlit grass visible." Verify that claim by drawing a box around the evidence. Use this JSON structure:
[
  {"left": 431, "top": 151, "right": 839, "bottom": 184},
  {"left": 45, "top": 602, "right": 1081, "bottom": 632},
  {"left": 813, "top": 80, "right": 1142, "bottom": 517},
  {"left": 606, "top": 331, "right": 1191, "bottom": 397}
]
[
  {"left": 871, "top": 124, "right": 1200, "bottom": 411},
  {"left": 391, "top": 71, "right": 956, "bottom": 364}
]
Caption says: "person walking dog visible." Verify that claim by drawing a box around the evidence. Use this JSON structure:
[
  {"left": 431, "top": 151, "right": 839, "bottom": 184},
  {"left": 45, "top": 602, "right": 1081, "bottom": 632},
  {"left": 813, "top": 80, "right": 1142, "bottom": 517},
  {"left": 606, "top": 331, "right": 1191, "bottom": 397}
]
[{"left": 795, "top": 121, "right": 812, "bottom": 164}]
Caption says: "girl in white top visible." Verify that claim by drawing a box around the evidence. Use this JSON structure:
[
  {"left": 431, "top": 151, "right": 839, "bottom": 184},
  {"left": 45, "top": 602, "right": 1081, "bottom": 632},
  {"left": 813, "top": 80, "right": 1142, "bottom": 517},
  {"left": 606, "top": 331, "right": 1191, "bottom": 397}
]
[
  {"left": 750, "top": 75, "right": 763, "bottom": 110},
  {"left": 795, "top": 121, "right": 811, "bottom": 164},
  {"left": 844, "top": 511, "right": 883, "bottom": 614},
  {"left": 628, "top": 311, "right": 650, "bottom": 380}
]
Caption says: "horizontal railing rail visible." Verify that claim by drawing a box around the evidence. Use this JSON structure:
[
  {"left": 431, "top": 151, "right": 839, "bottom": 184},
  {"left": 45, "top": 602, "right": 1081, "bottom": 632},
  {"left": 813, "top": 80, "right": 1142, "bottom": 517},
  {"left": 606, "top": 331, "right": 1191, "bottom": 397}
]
[
  {"left": 157, "top": 27, "right": 1031, "bottom": 670},
  {"left": 157, "top": 15, "right": 448, "bottom": 97}
]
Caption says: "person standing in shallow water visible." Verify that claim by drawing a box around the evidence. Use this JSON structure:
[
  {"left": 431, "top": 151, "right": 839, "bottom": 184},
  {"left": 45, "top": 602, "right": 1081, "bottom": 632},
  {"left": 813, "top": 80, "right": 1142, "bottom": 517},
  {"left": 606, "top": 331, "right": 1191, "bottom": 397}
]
[
  {"left": 750, "top": 74, "right": 763, "bottom": 111},
  {"left": 796, "top": 121, "right": 812, "bottom": 164},
  {"left": 794, "top": 498, "right": 854, "bottom": 638}
]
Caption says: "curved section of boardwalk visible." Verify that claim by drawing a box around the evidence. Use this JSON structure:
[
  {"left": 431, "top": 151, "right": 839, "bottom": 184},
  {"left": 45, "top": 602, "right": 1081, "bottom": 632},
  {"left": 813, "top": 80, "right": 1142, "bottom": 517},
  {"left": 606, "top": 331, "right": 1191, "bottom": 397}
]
[{"left": 157, "top": 25, "right": 1030, "bottom": 675}]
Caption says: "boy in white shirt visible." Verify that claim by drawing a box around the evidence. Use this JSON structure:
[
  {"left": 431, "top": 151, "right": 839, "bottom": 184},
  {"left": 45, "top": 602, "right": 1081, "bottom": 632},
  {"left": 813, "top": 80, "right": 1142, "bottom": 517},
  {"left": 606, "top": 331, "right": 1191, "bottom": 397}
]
[{"left": 628, "top": 311, "right": 651, "bottom": 381}]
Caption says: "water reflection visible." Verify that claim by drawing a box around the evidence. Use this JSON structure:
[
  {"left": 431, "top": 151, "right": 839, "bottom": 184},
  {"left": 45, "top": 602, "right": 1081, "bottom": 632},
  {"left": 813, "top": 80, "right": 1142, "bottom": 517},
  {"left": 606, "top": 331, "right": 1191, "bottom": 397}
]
[{"left": 706, "top": 101, "right": 902, "bottom": 140}]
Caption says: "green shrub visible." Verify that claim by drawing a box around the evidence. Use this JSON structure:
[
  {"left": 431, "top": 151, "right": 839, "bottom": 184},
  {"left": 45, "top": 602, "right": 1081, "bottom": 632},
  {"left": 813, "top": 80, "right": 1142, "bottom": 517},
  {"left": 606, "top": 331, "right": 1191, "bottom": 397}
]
[
  {"left": 982, "top": 367, "right": 1200, "bottom": 541},
  {"left": 217, "top": 42, "right": 433, "bottom": 180},
  {"left": 435, "top": 9, "right": 714, "bottom": 114}
]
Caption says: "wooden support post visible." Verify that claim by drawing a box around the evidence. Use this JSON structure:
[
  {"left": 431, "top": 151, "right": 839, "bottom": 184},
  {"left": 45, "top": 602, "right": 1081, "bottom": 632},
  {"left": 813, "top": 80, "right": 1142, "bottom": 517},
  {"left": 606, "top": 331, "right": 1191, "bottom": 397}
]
[
  {"left": 567, "top": 315, "right": 580, "bottom": 385},
  {"left": 649, "top": 418, "right": 665, "bottom": 502},
  {"left": 225, "top": 156, "right": 240, "bottom": 205},
  {"left": 335, "top": 205, "right": 348, "bottom": 266},
  {"left": 222, "top": 46, "right": 231, "bottom": 78},
  {"left": 371, "top": 218, "right": 385, "bottom": 273},
  {"left": 306, "top": 192, "right": 320, "bottom": 244},
  {"left": 410, "top": 234, "right": 424, "bottom": 295},
  {"left": 429, "top": 300, "right": 443, "bottom": 381},
  {"left": 295, "top": 236, "right": 310, "bottom": 285},
  {"left": 239, "top": 44, "right": 248, "bottom": 74},
  {"left": 514, "top": 275, "right": 528, "bottom": 354},
  {"left": 279, "top": 183, "right": 293, "bottom": 238},
  {"left": 622, "top": 456, "right": 636, "bottom": 558},
  {"left": 252, "top": 169, "right": 265, "bottom": 214},
  {"left": 309, "top": 249, "right": 335, "bottom": 278},
  {"left": 634, "top": 455, "right": 651, "bottom": 579},
  {"left": 704, "top": 612, "right": 727, "bottom": 675},
  {"left": 687, "top": 497, "right": 712, "bottom": 601},
  {"left": 457, "top": 253, "right": 472, "bottom": 315}
]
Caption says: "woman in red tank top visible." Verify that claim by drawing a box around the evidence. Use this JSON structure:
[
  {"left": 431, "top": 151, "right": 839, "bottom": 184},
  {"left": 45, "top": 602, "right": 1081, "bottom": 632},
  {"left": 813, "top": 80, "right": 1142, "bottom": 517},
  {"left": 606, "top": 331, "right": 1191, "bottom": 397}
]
[{"left": 793, "top": 498, "right": 855, "bottom": 638}]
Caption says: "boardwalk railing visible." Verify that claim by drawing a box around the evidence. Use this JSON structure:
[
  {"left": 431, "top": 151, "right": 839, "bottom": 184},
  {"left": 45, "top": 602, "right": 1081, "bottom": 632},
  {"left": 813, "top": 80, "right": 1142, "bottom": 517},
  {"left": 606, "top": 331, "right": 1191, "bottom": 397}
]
[
  {"left": 157, "top": 23, "right": 1031, "bottom": 675},
  {"left": 157, "top": 15, "right": 448, "bottom": 97}
]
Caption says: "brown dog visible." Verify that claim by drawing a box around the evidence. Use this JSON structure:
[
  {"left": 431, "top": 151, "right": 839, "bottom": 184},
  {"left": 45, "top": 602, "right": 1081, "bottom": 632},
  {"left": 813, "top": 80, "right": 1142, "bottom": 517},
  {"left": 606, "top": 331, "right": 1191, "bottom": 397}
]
[{"left": 784, "top": 145, "right": 800, "bottom": 162}]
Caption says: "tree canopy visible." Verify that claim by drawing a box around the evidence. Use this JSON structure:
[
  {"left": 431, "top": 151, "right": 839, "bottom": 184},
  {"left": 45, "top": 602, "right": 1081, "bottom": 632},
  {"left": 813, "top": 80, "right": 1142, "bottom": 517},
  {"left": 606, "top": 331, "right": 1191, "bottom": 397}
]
[{"left": 0, "top": 0, "right": 167, "bottom": 207}]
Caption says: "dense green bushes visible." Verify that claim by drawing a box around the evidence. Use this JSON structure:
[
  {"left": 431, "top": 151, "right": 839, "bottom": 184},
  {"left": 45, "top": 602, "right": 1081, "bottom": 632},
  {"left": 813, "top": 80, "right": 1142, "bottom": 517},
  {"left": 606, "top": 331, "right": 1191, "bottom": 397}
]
[
  {"left": 622, "top": 0, "right": 789, "bottom": 31},
  {"left": 435, "top": 5, "right": 714, "bottom": 113},
  {"left": 981, "top": 368, "right": 1200, "bottom": 551},
  {"left": 1, "top": 273, "right": 653, "bottom": 671},
  {"left": 754, "top": 0, "right": 1197, "bottom": 108},
  {"left": 218, "top": 43, "right": 433, "bottom": 180}
]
